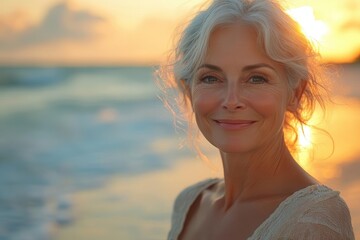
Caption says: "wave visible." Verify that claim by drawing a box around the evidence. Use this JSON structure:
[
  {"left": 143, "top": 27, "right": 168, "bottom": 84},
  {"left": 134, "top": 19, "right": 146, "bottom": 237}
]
[{"left": 0, "top": 66, "right": 68, "bottom": 87}]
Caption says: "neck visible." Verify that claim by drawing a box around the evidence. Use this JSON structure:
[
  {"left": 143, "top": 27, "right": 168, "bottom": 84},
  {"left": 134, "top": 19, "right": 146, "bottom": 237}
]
[{"left": 219, "top": 139, "right": 295, "bottom": 209}]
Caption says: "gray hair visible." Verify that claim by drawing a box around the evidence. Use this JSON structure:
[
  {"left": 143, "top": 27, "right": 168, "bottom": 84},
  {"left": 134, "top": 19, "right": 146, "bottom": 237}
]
[{"left": 157, "top": 0, "right": 331, "bottom": 151}]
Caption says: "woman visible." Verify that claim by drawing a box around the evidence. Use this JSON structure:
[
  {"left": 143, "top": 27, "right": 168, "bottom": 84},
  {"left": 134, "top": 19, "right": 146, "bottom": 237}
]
[{"left": 158, "top": 0, "right": 355, "bottom": 239}]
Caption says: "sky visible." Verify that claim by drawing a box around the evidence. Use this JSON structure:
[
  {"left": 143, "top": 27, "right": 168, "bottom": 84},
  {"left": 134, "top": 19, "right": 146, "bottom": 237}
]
[{"left": 0, "top": 0, "right": 359, "bottom": 65}]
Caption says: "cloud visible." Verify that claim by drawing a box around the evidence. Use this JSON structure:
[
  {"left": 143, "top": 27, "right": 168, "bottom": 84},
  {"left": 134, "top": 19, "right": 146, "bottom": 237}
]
[
  {"left": 338, "top": 158, "right": 360, "bottom": 187},
  {"left": 337, "top": 1, "right": 360, "bottom": 32},
  {"left": 0, "top": 1, "right": 178, "bottom": 65},
  {"left": 340, "top": 20, "right": 360, "bottom": 32},
  {"left": 0, "top": 1, "right": 106, "bottom": 50},
  {"left": 0, "top": 13, "right": 177, "bottom": 65}
]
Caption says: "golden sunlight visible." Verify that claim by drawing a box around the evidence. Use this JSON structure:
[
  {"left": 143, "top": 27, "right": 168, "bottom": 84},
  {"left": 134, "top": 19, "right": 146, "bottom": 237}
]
[
  {"left": 298, "top": 125, "right": 312, "bottom": 148},
  {"left": 295, "top": 125, "right": 313, "bottom": 171},
  {"left": 287, "top": 6, "right": 329, "bottom": 44}
]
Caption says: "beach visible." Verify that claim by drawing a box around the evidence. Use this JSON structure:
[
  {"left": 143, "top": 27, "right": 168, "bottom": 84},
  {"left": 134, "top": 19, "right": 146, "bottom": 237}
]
[{"left": 0, "top": 64, "right": 359, "bottom": 239}]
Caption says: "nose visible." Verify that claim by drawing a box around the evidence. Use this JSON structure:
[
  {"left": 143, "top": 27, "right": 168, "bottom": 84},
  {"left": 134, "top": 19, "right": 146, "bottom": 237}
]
[{"left": 222, "top": 84, "right": 246, "bottom": 111}]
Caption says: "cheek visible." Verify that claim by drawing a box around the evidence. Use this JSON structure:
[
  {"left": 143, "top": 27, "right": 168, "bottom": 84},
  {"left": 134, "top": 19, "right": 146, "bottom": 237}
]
[
  {"left": 248, "top": 89, "right": 288, "bottom": 120},
  {"left": 191, "top": 88, "right": 220, "bottom": 114}
]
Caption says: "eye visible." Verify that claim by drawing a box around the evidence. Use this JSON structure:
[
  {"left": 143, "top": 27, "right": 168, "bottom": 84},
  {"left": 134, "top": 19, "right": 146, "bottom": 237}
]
[
  {"left": 200, "top": 75, "right": 220, "bottom": 84},
  {"left": 248, "top": 75, "right": 267, "bottom": 84}
]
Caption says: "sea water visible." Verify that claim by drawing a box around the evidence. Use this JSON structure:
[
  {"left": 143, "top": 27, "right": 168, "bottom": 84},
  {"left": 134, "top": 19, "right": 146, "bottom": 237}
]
[{"left": 0, "top": 66, "right": 192, "bottom": 240}]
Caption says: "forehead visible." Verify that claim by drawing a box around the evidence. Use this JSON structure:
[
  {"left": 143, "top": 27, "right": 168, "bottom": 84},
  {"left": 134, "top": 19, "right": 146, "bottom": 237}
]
[
  {"left": 208, "top": 23, "right": 259, "bottom": 55},
  {"left": 204, "top": 22, "right": 284, "bottom": 74}
]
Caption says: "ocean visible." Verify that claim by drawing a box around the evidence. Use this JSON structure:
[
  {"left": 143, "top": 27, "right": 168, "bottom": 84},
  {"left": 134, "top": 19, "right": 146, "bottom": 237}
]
[
  {"left": 0, "top": 66, "right": 194, "bottom": 240},
  {"left": 0, "top": 64, "right": 359, "bottom": 239}
]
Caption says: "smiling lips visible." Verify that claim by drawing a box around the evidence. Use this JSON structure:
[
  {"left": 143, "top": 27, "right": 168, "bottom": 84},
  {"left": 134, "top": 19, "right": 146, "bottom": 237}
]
[{"left": 214, "top": 119, "right": 256, "bottom": 130}]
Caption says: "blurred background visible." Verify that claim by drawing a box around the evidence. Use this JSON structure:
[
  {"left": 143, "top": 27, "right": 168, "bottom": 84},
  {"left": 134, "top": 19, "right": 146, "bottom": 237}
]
[{"left": 0, "top": 0, "right": 359, "bottom": 239}]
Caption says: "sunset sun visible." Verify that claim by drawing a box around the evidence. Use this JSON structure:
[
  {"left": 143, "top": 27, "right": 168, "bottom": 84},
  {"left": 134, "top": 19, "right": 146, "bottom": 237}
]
[{"left": 287, "top": 6, "right": 329, "bottom": 44}]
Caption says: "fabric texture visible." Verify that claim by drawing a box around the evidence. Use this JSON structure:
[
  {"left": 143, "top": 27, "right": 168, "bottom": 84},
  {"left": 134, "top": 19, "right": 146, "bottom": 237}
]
[{"left": 167, "top": 178, "right": 355, "bottom": 240}]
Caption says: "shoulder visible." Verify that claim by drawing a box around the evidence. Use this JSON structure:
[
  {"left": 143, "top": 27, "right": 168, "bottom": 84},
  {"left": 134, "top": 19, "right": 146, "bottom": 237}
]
[
  {"left": 173, "top": 178, "right": 220, "bottom": 211},
  {"left": 168, "top": 178, "right": 220, "bottom": 240},
  {"left": 289, "top": 185, "right": 355, "bottom": 239},
  {"left": 297, "top": 185, "right": 352, "bottom": 225}
]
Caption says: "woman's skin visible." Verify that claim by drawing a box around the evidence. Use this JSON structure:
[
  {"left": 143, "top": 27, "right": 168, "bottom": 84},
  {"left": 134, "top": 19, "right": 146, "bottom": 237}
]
[{"left": 179, "top": 22, "right": 317, "bottom": 240}]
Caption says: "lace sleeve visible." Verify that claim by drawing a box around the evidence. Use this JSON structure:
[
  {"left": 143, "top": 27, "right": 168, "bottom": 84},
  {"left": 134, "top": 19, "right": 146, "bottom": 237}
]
[{"left": 287, "top": 194, "right": 355, "bottom": 240}]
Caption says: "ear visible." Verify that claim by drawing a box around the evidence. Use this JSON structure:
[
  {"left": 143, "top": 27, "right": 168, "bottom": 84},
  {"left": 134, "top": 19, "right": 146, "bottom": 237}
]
[{"left": 288, "top": 80, "right": 307, "bottom": 112}]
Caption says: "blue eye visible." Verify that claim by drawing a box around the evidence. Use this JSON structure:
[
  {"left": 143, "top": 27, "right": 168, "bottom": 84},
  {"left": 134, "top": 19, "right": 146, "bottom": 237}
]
[
  {"left": 201, "top": 76, "right": 219, "bottom": 84},
  {"left": 248, "top": 75, "right": 267, "bottom": 84}
]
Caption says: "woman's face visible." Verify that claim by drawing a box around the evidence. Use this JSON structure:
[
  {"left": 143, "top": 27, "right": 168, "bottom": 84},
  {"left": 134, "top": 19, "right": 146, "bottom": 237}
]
[{"left": 191, "top": 23, "right": 294, "bottom": 154}]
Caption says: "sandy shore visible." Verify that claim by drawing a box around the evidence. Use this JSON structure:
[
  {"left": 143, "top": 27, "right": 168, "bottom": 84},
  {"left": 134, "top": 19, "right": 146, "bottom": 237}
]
[
  {"left": 53, "top": 158, "right": 360, "bottom": 240},
  {"left": 53, "top": 156, "right": 220, "bottom": 240}
]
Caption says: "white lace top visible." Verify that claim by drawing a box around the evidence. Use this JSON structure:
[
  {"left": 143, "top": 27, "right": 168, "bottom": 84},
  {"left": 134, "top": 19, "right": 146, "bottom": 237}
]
[{"left": 168, "top": 178, "right": 354, "bottom": 240}]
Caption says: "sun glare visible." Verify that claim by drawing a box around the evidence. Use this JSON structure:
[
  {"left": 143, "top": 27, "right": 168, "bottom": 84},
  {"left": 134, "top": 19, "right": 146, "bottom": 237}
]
[
  {"left": 296, "top": 125, "right": 313, "bottom": 171},
  {"left": 287, "top": 6, "right": 329, "bottom": 44},
  {"left": 298, "top": 125, "right": 312, "bottom": 148}
]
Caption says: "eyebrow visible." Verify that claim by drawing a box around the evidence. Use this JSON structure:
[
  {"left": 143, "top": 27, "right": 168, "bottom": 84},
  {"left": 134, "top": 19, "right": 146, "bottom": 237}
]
[{"left": 197, "top": 63, "right": 277, "bottom": 72}]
